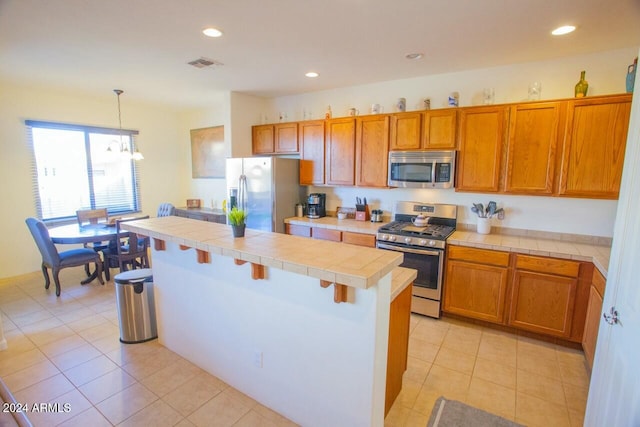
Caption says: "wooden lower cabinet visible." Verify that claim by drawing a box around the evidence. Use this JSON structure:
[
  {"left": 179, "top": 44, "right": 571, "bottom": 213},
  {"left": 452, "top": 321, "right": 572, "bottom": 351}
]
[
  {"left": 508, "top": 270, "right": 577, "bottom": 338},
  {"left": 443, "top": 246, "right": 510, "bottom": 324},
  {"left": 342, "top": 231, "right": 376, "bottom": 247},
  {"left": 444, "top": 245, "right": 590, "bottom": 342},
  {"left": 583, "top": 269, "right": 606, "bottom": 368},
  {"left": 385, "top": 282, "right": 412, "bottom": 415},
  {"left": 312, "top": 227, "right": 341, "bottom": 242},
  {"left": 284, "top": 223, "right": 311, "bottom": 237}
]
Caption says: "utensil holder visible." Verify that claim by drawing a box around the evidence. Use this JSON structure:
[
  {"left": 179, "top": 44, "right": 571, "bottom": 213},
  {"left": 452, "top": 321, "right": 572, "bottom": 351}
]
[{"left": 477, "top": 217, "right": 491, "bottom": 235}]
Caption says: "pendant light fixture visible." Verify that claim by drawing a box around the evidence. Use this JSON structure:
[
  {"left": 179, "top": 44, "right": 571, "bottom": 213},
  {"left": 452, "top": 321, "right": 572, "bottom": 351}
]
[{"left": 110, "top": 89, "right": 144, "bottom": 160}]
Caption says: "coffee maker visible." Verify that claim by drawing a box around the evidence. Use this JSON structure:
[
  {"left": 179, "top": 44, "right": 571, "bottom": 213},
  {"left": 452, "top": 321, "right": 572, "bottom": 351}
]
[{"left": 307, "top": 193, "right": 326, "bottom": 219}]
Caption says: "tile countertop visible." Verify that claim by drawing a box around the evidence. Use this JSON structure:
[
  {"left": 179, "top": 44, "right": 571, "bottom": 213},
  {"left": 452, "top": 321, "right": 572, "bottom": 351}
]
[
  {"left": 284, "top": 216, "right": 389, "bottom": 235},
  {"left": 284, "top": 216, "right": 611, "bottom": 278},
  {"left": 449, "top": 230, "right": 611, "bottom": 277},
  {"left": 122, "top": 216, "right": 402, "bottom": 290}
]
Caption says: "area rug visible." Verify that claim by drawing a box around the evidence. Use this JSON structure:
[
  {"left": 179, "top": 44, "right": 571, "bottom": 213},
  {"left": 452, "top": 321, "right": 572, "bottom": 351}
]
[{"left": 427, "top": 396, "right": 525, "bottom": 427}]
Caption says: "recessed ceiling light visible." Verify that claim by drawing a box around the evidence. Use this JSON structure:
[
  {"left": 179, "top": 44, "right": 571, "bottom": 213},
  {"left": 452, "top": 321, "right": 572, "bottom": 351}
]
[
  {"left": 305, "top": 72, "right": 319, "bottom": 78},
  {"left": 203, "top": 27, "right": 223, "bottom": 38},
  {"left": 405, "top": 53, "right": 424, "bottom": 60},
  {"left": 552, "top": 25, "right": 576, "bottom": 36}
]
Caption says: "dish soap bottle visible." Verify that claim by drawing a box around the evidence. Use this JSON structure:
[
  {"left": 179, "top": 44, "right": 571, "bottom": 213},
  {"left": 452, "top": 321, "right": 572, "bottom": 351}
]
[{"left": 575, "top": 70, "right": 589, "bottom": 97}]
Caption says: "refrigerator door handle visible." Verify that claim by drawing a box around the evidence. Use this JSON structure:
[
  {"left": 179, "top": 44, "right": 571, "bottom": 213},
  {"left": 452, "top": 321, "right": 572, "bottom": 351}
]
[{"left": 238, "top": 174, "right": 248, "bottom": 212}]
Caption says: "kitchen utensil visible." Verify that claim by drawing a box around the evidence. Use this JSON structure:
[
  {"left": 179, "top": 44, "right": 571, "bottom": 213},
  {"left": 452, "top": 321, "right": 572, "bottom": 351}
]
[
  {"left": 471, "top": 206, "right": 480, "bottom": 216},
  {"left": 487, "top": 201, "right": 497, "bottom": 217},
  {"left": 363, "top": 197, "right": 367, "bottom": 205}
]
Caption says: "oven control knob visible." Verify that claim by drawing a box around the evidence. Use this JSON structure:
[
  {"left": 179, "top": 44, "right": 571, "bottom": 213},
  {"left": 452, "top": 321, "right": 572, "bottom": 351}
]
[
  {"left": 419, "top": 239, "right": 427, "bottom": 246},
  {"left": 428, "top": 240, "right": 436, "bottom": 247},
  {"left": 388, "top": 235, "right": 396, "bottom": 242},
  {"left": 404, "top": 237, "right": 412, "bottom": 244},
  {"left": 380, "top": 234, "right": 388, "bottom": 241}
]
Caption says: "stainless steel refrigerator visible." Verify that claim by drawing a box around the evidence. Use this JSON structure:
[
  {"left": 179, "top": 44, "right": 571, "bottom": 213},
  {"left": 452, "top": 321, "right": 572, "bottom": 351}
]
[{"left": 226, "top": 157, "right": 305, "bottom": 233}]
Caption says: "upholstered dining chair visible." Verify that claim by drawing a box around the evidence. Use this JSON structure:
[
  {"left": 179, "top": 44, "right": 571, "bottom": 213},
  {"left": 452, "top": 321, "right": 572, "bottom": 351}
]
[
  {"left": 157, "top": 203, "right": 175, "bottom": 217},
  {"left": 103, "top": 216, "right": 150, "bottom": 281},
  {"left": 25, "top": 217, "right": 104, "bottom": 296}
]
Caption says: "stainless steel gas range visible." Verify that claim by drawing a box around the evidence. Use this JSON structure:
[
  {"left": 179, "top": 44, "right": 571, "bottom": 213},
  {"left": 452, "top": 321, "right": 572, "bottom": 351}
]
[{"left": 377, "top": 201, "right": 457, "bottom": 318}]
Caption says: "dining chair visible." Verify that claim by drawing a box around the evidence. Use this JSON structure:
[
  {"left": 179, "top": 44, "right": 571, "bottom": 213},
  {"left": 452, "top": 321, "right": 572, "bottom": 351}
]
[
  {"left": 157, "top": 203, "right": 175, "bottom": 217},
  {"left": 25, "top": 217, "right": 104, "bottom": 296},
  {"left": 103, "top": 216, "right": 150, "bottom": 281},
  {"left": 76, "top": 208, "right": 109, "bottom": 275}
]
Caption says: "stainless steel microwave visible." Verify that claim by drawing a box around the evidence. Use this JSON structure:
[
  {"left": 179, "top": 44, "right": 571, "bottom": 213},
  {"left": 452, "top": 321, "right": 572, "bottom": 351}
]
[{"left": 388, "top": 151, "right": 456, "bottom": 189}]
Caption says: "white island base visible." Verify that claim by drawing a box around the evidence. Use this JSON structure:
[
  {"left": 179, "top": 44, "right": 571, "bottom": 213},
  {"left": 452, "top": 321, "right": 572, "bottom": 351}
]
[{"left": 151, "top": 240, "right": 393, "bottom": 427}]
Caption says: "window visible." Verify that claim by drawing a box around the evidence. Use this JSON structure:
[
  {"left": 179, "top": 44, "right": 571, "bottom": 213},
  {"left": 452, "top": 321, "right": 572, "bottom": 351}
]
[{"left": 26, "top": 120, "right": 141, "bottom": 222}]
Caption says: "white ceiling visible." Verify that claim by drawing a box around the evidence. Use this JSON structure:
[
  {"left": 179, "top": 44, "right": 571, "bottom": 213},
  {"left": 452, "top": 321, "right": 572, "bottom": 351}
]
[{"left": 1, "top": 0, "right": 639, "bottom": 108}]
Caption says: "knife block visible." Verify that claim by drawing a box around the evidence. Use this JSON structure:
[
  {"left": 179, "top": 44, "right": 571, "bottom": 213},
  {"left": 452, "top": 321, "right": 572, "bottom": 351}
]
[{"left": 355, "top": 205, "right": 370, "bottom": 221}]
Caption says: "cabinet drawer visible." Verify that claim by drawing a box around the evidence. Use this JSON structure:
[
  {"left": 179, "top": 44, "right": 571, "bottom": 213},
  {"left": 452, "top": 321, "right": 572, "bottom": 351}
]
[
  {"left": 312, "top": 227, "right": 342, "bottom": 242},
  {"left": 448, "top": 245, "right": 510, "bottom": 267},
  {"left": 285, "top": 224, "right": 311, "bottom": 237},
  {"left": 592, "top": 268, "right": 606, "bottom": 297},
  {"left": 342, "top": 231, "right": 376, "bottom": 247},
  {"left": 515, "top": 254, "right": 580, "bottom": 277}
]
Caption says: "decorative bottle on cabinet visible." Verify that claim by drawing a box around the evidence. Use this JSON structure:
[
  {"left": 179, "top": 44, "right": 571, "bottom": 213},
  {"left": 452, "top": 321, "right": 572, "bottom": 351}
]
[
  {"left": 325, "top": 105, "right": 332, "bottom": 119},
  {"left": 574, "top": 71, "right": 589, "bottom": 97},
  {"left": 627, "top": 58, "right": 637, "bottom": 93}
]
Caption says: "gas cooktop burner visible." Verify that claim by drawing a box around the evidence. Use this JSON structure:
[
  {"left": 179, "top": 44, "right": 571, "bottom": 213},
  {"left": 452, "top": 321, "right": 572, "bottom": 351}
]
[{"left": 386, "top": 222, "right": 455, "bottom": 239}]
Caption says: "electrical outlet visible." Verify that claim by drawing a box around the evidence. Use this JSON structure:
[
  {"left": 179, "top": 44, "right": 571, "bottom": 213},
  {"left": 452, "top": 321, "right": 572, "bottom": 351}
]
[{"left": 253, "top": 351, "right": 263, "bottom": 368}]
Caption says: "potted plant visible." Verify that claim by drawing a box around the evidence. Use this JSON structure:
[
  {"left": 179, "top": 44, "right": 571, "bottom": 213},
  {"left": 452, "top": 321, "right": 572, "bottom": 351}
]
[{"left": 227, "top": 207, "right": 247, "bottom": 237}]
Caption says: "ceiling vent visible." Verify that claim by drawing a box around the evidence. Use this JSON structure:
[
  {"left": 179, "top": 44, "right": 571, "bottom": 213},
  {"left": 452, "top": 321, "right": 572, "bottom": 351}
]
[{"left": 187, "top": 57, "right": 224, "bottom": 69}]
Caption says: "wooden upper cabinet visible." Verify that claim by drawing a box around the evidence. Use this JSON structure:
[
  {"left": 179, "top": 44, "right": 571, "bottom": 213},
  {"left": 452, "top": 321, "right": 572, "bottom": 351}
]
[
  {"left": 299, "top": 120, "right": 325, "bottom": 185},
  {"left": 389, "top": 112, "right": 422, "bottom": 150},
  {"left": 558, "top": 94, "right": 632, "bottom": 199},
  {"left": 274, "top": 123, "right": 298, "bottom": 153},
  {"left": 422, "top": 109, "right": 458, "bottom": 149},
  {"left": 252, "top": 123, "right": 298, "bottom": 154},
  {"left": 325, "top": 118, "right": 356, "bottom": 186},
  {"left": 505, "top": 102, "right": 565, "bottom": 195},
  {"left": 456, "top": 106, "right": 508, "bottom": 192},
  {"left": 252, "top": 125, "right": 275, "bottom": 154},
  {"left": 356, "top": 115, "right": 390, "bottom": 187}
]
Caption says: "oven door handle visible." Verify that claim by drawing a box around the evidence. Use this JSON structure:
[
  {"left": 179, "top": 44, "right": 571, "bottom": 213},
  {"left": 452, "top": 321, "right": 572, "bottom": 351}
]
[{"left": 377, "top": 243, "right": 441, "bottom": 257}]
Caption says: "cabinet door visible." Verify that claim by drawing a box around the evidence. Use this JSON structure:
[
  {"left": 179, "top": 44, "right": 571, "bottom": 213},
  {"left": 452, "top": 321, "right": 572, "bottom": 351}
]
[
  {"left": 275, "top": 123, "right": 298, "bottom": 153},
  {"left": 252, "top": 125, "right": 275, "bottom": 154},
  {"left": 312, "top": 227, "right": 341, "bottom": 242},
  {"left": 299, "top": 120, "right": 325, "bottom": 185},
  {"left": 356, "top": 115, "right": 389, "bottom": 187},
  {"left": 389, "top": 112, "right": 422, "bottom": 150},
  {"left": 505, "top": 102, "right": 564, "bottom": 195},
  {"left": 325, "top": 118, "right": 356, "bottom": 186},
  {"left": 443, "top": 259, "right": 510, "bottom": 324},
  {"left": 508, "top": 270, "right": 577, "bottom": 338},
  {"left": 456, "top": 106, "right": 508, "bottom": 192},
  {"left": 559, "top": 94, "right": 631, "bottom": 199},
  {"left": 423, "top": 109, "right": 457, "bottom": 149},
  {"left": 582, "top": 285, "right": 604, "bottom": 369}
]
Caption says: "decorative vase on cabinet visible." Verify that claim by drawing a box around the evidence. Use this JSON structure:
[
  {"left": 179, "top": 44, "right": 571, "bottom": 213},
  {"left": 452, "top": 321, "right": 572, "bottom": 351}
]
[{"left": 575, "top": 71, "right": 589, "bottom": 98}]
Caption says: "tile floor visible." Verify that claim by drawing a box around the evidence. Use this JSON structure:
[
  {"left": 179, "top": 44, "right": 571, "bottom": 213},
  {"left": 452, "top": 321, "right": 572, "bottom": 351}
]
[
  {"left": 385, "top": 313, "right": 591, "bottom": 427},
  {"left": 0, "top": 269, "right": 591, "bottom": 427}
]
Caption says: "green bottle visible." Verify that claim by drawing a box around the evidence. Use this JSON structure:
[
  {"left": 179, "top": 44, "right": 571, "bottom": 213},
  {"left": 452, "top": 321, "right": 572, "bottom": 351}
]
[{"left": 575, "top": 70, "right": 588, "bottom": 98}]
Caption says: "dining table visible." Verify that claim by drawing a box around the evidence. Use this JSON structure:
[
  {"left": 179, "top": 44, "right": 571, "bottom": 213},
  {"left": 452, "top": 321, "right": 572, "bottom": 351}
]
[{"left": 48, "top": 222, "right": 126, "bottom": 284}]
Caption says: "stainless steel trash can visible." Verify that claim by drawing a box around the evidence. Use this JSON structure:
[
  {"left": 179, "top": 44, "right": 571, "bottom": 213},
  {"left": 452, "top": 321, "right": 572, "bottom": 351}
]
[{"left": 114, "top": 268, "right": 157, "bottom": 344}]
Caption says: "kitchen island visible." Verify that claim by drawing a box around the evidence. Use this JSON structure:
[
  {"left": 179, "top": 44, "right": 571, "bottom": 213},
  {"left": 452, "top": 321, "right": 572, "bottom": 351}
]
[{"left": 121, "top": 216, "right": 404, "bottom": 427}]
